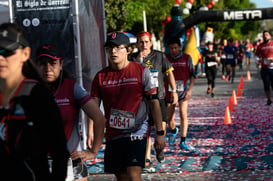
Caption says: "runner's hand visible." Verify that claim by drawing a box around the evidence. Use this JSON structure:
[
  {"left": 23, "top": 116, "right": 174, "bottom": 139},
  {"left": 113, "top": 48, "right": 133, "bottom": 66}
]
[
  {"left": 87, "top": 134, "right": 94, "bottom": 150},
  {"left": 71, "top": 150, "right": 96, "bottom": 163},
  {"left": 154, "top": 135, "right": 165, "bottom": 151},
  {"left": 172, "top": 92, "right": 178, "bottom": 105}
]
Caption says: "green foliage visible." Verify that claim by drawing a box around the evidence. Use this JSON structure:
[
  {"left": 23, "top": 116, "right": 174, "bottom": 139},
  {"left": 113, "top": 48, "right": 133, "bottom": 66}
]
[{"left": 105, "top": 0, "right": 266, "bottom": 42}]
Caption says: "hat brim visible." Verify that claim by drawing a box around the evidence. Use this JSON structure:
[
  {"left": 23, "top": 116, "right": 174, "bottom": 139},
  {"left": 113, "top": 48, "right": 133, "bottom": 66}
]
[
  {"left": 104, "top": 41, "right": 121, "bottom": 47},
  {"left": 0, "top": 39, "right": 20, "bottom": 51},
  {"left": 35, "top": 54, "right": 61, "bottom": 62}
]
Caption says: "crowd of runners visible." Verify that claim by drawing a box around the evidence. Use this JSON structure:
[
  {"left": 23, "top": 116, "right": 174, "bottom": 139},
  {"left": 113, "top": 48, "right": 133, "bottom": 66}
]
[{"left": 1, "top": 7, "right": 273, "bottom": 181}]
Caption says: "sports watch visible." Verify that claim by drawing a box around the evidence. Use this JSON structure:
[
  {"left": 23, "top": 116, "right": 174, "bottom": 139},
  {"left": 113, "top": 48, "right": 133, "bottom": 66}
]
[{"left": 156, "top": 130, "right": 165, "bottom": 135}]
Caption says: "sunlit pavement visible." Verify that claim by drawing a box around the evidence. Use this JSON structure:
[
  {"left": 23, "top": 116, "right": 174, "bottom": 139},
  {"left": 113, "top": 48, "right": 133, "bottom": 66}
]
[{"left": 87, "top": 61, "right": 273, "bottom": 181}]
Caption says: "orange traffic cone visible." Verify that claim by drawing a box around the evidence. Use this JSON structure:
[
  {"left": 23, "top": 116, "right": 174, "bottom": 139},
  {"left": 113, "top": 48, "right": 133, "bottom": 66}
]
[
  {"left": 246, "top": 70, "right": 251, "bottom": 80},
  {"left": 228, "top": 97, "right": 235, "bottom": 112},
  {"left": 232, "top": 90, "right": 237, "bottom": 105},
  {"left": 224, "top": 106, "right": 232, "bottom": 124},
  {"left": 237, "top": 85, "right": 242, "bottom": 97},
  {"left": 240, "top": 75, "right": 244, "bottom": 89}
]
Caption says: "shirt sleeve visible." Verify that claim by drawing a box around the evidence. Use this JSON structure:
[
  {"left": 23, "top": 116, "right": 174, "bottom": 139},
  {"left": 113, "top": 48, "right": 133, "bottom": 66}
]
[
  {"left": 162, "top": 53, "right": 174, "bottom": 74},
  {"left": 143, "top": 68, "right": 157, "bottom": 96},
  {"left": 32, "top": 84, "right": 69, "bottom": 180},
  {"left": 255, "top": 45, "right": 261, "bottom": 57},
  {"left": 73, "top": 82, "right": 92, "bottom": 106}
]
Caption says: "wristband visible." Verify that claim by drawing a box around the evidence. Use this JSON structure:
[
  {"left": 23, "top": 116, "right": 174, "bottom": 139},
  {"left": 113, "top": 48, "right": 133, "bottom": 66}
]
[{"left": 170, "top": 89, "right": 177, "bottom": 93}]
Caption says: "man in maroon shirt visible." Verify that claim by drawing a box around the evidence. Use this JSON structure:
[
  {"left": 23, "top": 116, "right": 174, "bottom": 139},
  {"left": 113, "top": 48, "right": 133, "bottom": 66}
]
[{"left": 255, "top": 31, "right": 273, "bottom": 105}]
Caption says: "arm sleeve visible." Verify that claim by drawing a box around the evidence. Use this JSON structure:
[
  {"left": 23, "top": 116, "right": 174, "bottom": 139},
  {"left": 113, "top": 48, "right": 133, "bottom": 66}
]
[{"left": 32, "top": 85, "right": 69, "bottom": 181}]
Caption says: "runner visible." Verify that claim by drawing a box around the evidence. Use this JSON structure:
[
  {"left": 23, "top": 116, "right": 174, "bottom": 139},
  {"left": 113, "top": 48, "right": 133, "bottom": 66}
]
[
  {"left": 164, "top": 37, "right": 196, "bottom": 151},
  {"left": 204, "top": 41, "right": 219, "bottom": 97},
  {"left": 255, "top": 30, "right": 273, "bottom": 106},
  {"left": 34, "top": 45, "right": 105, "bottom": 180},
  {"left": 237, "top": 39, "right": 245, "bottom": 71},
  {"left": 224, "top": 38, "right": 238, "bottom": 83},
  {"left": 74, "top": 32, "right": 165, "bottom": 180},
  {"left": 245, "top": 39, "right": 254, "bottom": 70},
  {"left": 0, "top": 22, "right": 69, "bottom": 181},
  {"left": 219, "top": 39, "right": 227, "bottom": 80},
  {"left": 129, "top": 31, "right": 178, "bottom": 170}
]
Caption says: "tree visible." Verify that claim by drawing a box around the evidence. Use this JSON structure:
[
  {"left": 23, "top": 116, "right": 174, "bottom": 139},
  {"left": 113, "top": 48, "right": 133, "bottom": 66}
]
[
  {"left": 105, "top": 0, "right": 173, "bottom": 37},
  {"left": 105, "top": 0, "right": 263, "bottom": 41}
]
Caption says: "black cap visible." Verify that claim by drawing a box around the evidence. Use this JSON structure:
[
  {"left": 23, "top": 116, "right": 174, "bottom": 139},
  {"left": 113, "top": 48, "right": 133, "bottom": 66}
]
[
  {"left": 35, "top": 45, "right": 62, "bottom": 62},
  {"left": 0, "top": 28, "right": 29, "bottom": 51},
  {"left": 171, "top": 4, "right": 182, "bottom": 16},
  {"left": 105, "top": 32, "right": 130, "bottom": 47},
  {"left": 206, "top": 41, "right": 213, "bottom": 45}
]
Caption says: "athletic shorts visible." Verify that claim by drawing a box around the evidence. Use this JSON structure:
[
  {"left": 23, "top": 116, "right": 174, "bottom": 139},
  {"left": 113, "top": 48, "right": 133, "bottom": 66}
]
[
  {"left": 148, "top": 98, "right": 168, "bottom": 124},
  {"left": 104, "top": 137, "right": 147, "bottom": 173},
  {"left": 245, "top": 52, "right": 252, "bottom": 58},
  {"left": 225, "top": 59, "right": 236, "bottom": 67},
  {"left": 166, "top": 85, "right": 189, "bottom": 103},
  {"left": 261, "top": 67, "right": 273, "bottom": 91}
]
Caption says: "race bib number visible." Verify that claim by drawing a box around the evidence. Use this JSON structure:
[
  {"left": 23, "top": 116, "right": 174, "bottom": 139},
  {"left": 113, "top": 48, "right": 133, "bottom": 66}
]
[
  {"left": 150, "top": 69, "right": 159, "bottom": 87},
  {"left": 207, "top": 62, "right": 217, "bottom": 67},
  {"left": 109, "top": 109, "right": 135, "bottom": 130},
  {"left": 169, "top": 80, "right": 184, "bottom": 92},
  {"left": 227, "top": 54, "right": 234, "bottom": 59}
]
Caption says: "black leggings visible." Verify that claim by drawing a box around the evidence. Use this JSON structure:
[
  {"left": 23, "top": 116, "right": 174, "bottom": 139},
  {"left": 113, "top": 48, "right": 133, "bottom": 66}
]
[
  {"left": 221, "top": 58, "right": 225, "bottom": 75},
  {"left": 206, "top": 66, "right": 217, "bottom": 88}
]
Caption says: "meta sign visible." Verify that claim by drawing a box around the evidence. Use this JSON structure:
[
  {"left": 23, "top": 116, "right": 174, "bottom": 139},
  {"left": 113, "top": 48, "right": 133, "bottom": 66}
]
[{"left": 224, "top": 10, "right": 262, "bottom": 20}]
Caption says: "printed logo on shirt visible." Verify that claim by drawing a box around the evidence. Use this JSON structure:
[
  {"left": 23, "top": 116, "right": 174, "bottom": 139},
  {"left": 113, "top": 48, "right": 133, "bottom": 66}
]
[
  {"left": 55, "top": 98, "right": 70, "bottom": 106},
  {"left": 132, "top": 158, "right": 138, "bottom": 163},
  {"left": 14, "top": 104, "right": 25, "bottom": 116},
  {"left": 145, "top": 60, "right": 153, "bottom": 69},
  {"left": 102, "top": 78, "right": 139, "bottom": 87}
]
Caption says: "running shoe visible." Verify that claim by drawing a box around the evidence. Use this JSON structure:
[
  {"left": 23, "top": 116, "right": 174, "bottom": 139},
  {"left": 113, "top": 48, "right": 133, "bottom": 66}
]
[
  {"left": 143, "top": 159, "right": 155, "bottom": 172},
  {"left": 225, "top": 75, "right": 229, "bottom": 82},
  {"left": 211, "top": 92, "right": 214, "bottom": 98},
  {"left": 207, "top": 88, "right": 210, "bottom": 95},
  {"left": 267, "top": 99, "right": 272, "bottom": 106},
  {"left": 156, "top": 149, "right": 165, "bottom": 163},
  {"left": 221, "top": 75, "right": 225, "bottom": 80},
  {"left": 154, "top": 143, "right": 165, "bottom": 163},
  {"left": 73, "top": 158, "right": 88, "bottom": 180},
  {"left": 168, "top": 127, "right": 179, "bottom": 146},
  {"left": 179, "top": 141, "right": 195, "bottom": 151}
]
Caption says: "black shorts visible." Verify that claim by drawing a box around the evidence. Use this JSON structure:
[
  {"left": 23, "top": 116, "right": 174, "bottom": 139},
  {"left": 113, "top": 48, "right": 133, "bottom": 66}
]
[
  {"left": 148, "top": 98, "right": 168, "bottom": 125},
  {"left": 104, "top": 137, "right": 147, "bottom": 173},
  {"left": 225, "top": 60, "right": 236, "bottom": 67}
]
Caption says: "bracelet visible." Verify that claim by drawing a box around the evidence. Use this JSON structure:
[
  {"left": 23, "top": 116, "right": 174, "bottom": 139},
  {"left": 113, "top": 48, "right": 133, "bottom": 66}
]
[{"left": 170, "top": 89, "right": 177, "bottom": 93}]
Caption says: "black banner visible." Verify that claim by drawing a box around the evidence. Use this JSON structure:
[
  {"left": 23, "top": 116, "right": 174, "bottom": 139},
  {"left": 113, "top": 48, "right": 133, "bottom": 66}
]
[
  {"left": 12, "top": 0, "right": 75, "bottom": 76},
  {"left": 176, "top": 7, "right": 273, "bottom": 39}
]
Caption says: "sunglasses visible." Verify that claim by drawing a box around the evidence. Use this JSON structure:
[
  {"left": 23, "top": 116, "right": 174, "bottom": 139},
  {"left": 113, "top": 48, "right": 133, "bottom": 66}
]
[{"left": 0, "top": 48, "right": 16, "bottom": 58}]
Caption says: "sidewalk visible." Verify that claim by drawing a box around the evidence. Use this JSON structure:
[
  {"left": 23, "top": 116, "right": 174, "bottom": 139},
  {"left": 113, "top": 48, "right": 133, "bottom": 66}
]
[{"left": 87, "top": 62, "right": 273, "bottom": 181}]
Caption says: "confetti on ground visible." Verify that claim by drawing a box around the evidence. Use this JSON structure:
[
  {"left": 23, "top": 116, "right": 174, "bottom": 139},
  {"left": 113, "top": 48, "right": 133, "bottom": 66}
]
[
  {"left": 86, "top": 96, "right": 273, "bottom": 177},
  {"left": 86, "top": 71, "right": 273, "bottom": 180}
]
